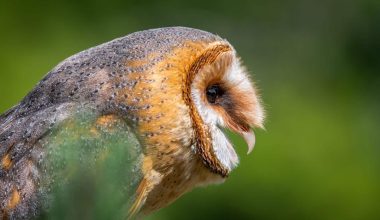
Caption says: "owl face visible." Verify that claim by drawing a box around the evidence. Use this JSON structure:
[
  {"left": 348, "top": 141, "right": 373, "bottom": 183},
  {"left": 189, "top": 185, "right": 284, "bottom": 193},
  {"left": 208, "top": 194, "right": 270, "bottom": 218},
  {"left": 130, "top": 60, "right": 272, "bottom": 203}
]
[{"left": 188, "top": 43, "right": 264, "bottom": 175}]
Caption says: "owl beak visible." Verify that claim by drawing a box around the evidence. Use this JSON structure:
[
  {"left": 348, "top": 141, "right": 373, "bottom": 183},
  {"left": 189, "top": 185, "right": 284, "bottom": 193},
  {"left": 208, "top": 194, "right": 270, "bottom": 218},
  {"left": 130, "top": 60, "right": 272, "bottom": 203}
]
[
  {"left": 241, "top": 130, "right": 256, "bottom": 154},
  {"left": 225, "top": 122, "right": 256, "bottom": 154}
]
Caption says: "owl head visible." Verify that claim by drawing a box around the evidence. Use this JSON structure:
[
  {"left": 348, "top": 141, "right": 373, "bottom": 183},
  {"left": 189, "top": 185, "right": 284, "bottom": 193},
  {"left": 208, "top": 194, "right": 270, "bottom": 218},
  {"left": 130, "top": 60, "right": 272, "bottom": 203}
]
[{"left": 178, "top": 42, "right": 264, "bottom": 178}]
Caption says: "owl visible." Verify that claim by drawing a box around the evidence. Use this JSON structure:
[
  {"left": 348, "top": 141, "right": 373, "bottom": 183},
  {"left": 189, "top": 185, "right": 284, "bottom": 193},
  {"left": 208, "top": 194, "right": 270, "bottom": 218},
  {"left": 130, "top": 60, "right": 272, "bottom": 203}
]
[{"left": 0, "top": 27, "right": 264, "bottom": 219}]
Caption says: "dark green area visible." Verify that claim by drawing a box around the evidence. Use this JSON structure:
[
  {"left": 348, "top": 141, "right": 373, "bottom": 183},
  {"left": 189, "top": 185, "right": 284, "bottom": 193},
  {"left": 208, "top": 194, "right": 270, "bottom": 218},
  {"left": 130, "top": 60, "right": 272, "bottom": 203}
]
[{"left": 0, "top": 0, "right": 379, "bottom": 219}]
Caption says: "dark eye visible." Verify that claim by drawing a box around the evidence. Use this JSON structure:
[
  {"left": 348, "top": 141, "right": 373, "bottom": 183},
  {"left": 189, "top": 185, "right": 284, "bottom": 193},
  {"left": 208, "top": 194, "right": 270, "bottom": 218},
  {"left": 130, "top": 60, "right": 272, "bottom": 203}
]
[{"left": 206, "top": 84, "right": 224, "bottom": 104}]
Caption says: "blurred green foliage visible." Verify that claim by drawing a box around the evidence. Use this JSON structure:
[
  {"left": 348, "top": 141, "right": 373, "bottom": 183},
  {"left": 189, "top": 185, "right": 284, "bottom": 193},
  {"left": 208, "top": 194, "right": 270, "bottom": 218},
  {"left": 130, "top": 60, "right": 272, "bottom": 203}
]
[
  {"left": 0, "top": 0, "right": 379, "bottom": 219},
  {"left": 37, "top": 111, "right": 142, "bottom": 220}
]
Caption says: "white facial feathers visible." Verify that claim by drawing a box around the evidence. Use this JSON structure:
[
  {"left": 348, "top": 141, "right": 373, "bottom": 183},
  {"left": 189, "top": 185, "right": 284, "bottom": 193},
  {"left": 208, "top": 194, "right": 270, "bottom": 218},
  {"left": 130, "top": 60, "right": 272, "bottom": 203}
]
[{"left": 190, "top": 49, "right": 263, "bottom": 171}]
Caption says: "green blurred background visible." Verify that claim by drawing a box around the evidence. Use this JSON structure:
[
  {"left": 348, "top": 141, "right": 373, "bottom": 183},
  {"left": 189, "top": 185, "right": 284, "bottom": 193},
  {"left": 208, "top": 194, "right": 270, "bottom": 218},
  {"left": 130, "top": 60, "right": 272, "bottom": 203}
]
[{"left": 0, "top": 0, "right": 379, "bottom": 219}]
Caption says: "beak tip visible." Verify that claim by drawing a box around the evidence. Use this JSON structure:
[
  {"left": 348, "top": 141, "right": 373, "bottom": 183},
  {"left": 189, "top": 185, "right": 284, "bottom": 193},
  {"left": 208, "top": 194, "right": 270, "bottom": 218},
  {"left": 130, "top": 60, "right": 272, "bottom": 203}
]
[
  {"left": 247, "top": 148, "right": 253, "bottom": 155},
  {"left": 242, "top": 130, "right": 256, "bottom": 155}
]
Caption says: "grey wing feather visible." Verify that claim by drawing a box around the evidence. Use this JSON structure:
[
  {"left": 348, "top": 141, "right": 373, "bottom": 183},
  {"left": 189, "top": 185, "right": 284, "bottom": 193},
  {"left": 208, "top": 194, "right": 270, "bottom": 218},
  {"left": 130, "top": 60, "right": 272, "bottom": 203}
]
[
  {"left": 0, "top": 103, "right": 76, "bottom": 159},
  {"left": 0, "top": 102, "right": 78, "bottom": 219}
]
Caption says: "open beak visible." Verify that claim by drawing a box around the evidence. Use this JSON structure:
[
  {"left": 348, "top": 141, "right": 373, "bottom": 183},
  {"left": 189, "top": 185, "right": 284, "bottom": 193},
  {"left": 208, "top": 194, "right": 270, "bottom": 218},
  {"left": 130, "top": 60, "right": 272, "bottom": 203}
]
[{"left": 225, "top": 123, "right": 257, "bottom": 155}]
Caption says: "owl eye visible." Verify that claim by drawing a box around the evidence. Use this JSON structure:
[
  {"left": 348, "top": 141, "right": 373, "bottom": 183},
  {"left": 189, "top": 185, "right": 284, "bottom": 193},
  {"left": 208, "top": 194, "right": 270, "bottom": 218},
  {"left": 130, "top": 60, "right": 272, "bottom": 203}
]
[{"left": 206, "top": 84, "right": 224, "bottom": 104}]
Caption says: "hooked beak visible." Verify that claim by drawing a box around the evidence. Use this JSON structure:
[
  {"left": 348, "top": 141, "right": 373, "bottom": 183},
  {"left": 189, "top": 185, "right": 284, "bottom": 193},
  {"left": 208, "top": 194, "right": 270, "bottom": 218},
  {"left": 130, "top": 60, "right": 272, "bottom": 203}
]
[
  {"left": 225, "top": 124, "right": 256, "bottom": 155},
  {"left": 241, "top": 130, "right": 256, "bottom": 154}
]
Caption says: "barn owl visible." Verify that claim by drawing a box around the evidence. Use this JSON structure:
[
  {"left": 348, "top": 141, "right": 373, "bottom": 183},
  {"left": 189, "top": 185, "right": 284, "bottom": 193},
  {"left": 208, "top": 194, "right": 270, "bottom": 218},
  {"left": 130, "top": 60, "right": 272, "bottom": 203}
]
[{"left": 0, "top": 27, "right": 264, "bottom": 219}]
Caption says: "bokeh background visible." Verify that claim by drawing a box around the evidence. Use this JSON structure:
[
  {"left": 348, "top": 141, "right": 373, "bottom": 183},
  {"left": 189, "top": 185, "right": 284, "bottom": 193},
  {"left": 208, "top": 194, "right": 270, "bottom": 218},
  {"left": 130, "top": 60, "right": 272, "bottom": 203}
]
[{"left": 0, "top": 0, "right": 379, "bottom": 219}]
